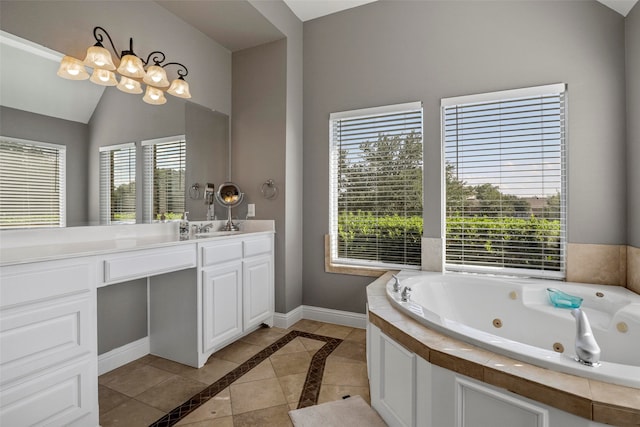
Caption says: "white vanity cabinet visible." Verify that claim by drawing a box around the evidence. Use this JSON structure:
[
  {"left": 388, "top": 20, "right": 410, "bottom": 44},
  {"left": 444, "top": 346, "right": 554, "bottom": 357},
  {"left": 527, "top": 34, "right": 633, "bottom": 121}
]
[
  {"left": 0, "top": 257, "right": 98, "bottom": 427},
  {"left": 197, "top": 233, "right": 274, "bottom": 364}
]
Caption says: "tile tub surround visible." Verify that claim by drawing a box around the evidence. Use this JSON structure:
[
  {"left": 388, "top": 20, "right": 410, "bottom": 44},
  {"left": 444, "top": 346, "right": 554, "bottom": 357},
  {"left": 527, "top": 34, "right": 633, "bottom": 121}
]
[
  {"left": 367, "top": 272, "right": 640, "bottom": 426},
  {"left": 98, "top": 321, "right": 370, "bottom": 427},
  {"left": 628, "top": 245, "right": 640, "bottom": 294}
]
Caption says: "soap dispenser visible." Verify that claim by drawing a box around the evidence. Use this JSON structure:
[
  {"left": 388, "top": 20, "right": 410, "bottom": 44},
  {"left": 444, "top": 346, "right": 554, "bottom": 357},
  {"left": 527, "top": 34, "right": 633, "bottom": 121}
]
[{"left": 179, "top": 211, "right": 190, "bottom": 236}]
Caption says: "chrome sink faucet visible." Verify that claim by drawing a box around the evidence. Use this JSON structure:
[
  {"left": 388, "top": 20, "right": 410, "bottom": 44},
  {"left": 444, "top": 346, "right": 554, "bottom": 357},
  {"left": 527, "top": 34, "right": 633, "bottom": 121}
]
[
  {"left": 571, "top": 308, "right": 601, "bottom": 367},
  {"left": 193, "top": 223, "right": 213, "bottom": 233}
]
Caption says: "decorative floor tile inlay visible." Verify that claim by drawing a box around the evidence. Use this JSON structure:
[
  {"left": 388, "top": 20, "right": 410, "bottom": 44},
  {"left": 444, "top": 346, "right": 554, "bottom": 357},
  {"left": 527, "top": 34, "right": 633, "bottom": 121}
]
[{"left": 149, "top": 330, "right": 343, "bottom": 427}]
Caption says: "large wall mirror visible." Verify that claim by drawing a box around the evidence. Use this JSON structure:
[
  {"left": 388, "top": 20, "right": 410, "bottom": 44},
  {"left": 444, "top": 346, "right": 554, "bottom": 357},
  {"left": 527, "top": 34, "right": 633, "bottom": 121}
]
[{"left": 0, "top": 31, "right": 229, "bottom": 228}]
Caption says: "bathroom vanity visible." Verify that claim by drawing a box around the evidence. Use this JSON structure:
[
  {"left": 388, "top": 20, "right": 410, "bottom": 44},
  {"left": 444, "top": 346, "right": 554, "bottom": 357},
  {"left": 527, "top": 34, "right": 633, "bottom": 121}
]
[{"left": 0, "top": 222, "right": 274, "bottom": 426}]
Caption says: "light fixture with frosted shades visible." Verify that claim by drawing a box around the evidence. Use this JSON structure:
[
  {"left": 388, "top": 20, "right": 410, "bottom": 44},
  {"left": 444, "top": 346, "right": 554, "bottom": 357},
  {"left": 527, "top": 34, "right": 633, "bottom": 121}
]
[
  {"left": 57, "top": 56, "right": 90, "bottom": 80},
  {"left": 56, "top": 26, "right": 192, "bottom": 105}
]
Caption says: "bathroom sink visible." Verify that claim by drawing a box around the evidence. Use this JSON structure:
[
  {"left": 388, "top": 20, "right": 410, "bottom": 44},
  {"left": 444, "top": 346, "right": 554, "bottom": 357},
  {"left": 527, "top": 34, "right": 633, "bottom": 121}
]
[{"left": 194, "top": 231, "right": 242, "bottom": 238}]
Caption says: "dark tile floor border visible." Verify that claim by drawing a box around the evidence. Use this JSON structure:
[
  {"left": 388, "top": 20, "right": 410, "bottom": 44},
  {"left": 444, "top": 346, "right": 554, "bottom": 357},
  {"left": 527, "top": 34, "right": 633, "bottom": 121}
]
[{"left": 149, "top": 329, "right": 344, "bottom": 427}]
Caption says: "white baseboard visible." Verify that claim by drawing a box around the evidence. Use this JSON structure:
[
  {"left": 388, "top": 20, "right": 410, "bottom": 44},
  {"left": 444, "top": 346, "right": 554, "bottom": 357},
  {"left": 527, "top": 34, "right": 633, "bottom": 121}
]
[
  {"left": 98, "top": 337, "right": 150, "bottom": 375},
  {"left": 274, "top": 305, "right": 366, "bottom": 330},
  {"left": 273, "top": 305, "right": 304, "bottom": 329},
  {"left": 302, "top": 305, "right": 367, "bottom": 329}
]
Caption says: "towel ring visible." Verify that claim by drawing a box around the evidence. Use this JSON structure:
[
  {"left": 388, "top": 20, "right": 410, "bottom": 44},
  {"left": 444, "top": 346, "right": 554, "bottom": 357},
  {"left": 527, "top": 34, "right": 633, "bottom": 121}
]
[
  {"left": 261, "top": 179, "right": 278, "bottom": 200},
  {"left": 189, "top": 183, "right": 201, "bottom": 200}
]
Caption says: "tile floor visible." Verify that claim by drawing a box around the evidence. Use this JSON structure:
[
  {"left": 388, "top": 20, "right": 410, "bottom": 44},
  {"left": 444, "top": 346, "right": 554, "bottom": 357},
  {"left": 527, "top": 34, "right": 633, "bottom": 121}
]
[{"left": 98, "top": 320, "right": 371, "bottom": 426}]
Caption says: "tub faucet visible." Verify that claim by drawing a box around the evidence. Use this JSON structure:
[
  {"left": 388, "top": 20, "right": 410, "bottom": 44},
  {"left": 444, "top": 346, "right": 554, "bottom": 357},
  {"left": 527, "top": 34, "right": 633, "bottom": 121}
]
[
  {"left": 401, "top": 286, "right": 412, "bottom": 302},
  {"left": 391, "top": 275, "right": 401, "bottom": 292},
  {"left": 571, "top": 308, "right": 601, "bottom": 367}
]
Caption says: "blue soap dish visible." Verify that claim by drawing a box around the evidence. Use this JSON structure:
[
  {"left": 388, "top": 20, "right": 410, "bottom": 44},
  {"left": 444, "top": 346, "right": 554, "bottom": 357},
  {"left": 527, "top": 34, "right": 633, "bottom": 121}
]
[{"left": 547, "top": 288, "right": 583, "bottom": 309}]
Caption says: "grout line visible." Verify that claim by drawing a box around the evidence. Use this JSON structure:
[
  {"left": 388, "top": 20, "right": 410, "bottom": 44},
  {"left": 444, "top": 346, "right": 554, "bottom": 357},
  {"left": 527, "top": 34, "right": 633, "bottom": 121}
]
[{"left": 147, "top": 329, "right": 343, "bottom": 427}]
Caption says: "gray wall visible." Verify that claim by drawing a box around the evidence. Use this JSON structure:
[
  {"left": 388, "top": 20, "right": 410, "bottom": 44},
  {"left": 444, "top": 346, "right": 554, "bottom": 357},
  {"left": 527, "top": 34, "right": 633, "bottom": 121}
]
[
  {"left": 0, "top": 106, "right": 89, "bottom": 226},
  {"left": 249, "top": 0, "right": 305, "bottom": 314},
  {"left": 627, "top": 3, "right": 640, "bottom": 247},
  {"left": 232, "top": 39, "right": 288, "bottom": 312},
  {"left": 97, "top": 279, "right": 147, "bottom": 354},
  {"left": 302, "top": 0, "right": 628, "bottom": 313}
]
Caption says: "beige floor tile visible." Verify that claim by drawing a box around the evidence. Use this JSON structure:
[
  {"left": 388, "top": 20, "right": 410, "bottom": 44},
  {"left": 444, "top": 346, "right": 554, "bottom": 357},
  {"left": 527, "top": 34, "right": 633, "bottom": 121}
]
[
  {"left": 278, "top": 373, "right": 307, "bottom": 404},
  {"left": 239, "top": 326, "right": 288, "bottom": 347},
  {"left": 178, "top": 415, "right": 234, "bottom": 427},
  {"left": 98, "top": 358, "right": 152, "bottom": 386},
  {"left": 135, "top": 375, "right": 207, "bottom": 412},
  {"left": 98, "top": 385, "right": 130, "bottom": 415},
  {"left": 270, "top": 350, "right": 312, "bottom": 377},
  {"left": 148, "top": 356, "right": 197, "bottom": 376},
  {"left": 344, "top": 328, "right": 366, "bottom": 343},
  {"left": 233, "top": 404, "right": 294, "bottom": 427},
  {"left": 213, "top": 340, "right": 263, "bottom": 364},
  {"left": 318, "top": 384, "right": 371, "bottom": 405},
  {"left": 298, "top": 337, "right": 326, "bottom": 353},
  {"left": 230, "top": 377, "right": 287, "bottom": 414},
  {"left": 289, "top": 319, "right": 324, "bottom": 333},
  {"left": 234, "top": 359, "right": 276, "bottom": 384},
  {"left": 100, "top": 399, "right": 165, "bottom": 427},
  {"left": 330, "top": 340, "right": 366, "bottom": 363},
  {"left": 99, "top": 363, "right": 175, "bottom": 397},
  {"left": 176, "top": 388, "right": 232, "bottom": 425},
  {"left": 272, "top": 337, "right": 307, "bottom": 356},
  {"left": 182, "top": 357, "right": 238, "bottom": 385},
  {"left": 322, "top": 359, "right": 369, "bottom": 387},
  {"left": 314, "top": 323, "right": 354, "bottom": 339}
]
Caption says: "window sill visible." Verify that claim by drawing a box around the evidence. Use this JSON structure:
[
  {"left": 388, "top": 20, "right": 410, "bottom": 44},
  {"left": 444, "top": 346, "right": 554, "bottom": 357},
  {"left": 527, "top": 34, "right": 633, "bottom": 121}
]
[{"left": 324, "top": 234, "right": 394, "bottom": 277}]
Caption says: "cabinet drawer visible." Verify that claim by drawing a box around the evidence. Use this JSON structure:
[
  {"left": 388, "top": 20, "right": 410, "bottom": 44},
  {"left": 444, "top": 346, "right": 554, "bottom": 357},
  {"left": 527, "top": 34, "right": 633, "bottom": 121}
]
[
  {"left": 201, "top": 241, "right": 243, "bottom": 267},
  {"left": 0, "top": 258, "right": 94, "bottom": 309},
  {"left": 243, "top": 237, "right": 272, "bottom": 258},
  {"left": 0, "top": 294, "right": 93, "bottom": 385},
  {"left": 0, "top": 357, "right": 96, "bottom": 427},
  {"left": 102, "top": 245, "right": 196, "bottom": 284}
]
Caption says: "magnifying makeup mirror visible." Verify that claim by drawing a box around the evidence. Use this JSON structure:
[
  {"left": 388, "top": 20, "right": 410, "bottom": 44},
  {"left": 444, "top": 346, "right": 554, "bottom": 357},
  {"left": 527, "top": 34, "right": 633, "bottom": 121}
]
[{"left": 215, "top": 182, "right": 244, "bottom": 231}]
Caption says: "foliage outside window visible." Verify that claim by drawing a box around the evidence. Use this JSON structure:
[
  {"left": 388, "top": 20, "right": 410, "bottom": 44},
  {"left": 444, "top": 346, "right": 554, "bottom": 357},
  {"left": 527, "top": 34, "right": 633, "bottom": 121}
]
[
  {"left": 442, "top": 84, "right": 566, "bottom": 278},
  {"left": 0, "top": 137, "right": 66, "bottom": 229},
  {"left": 99, "top": 143, "right": 136, "bottom": 224},
  {"left": 142, "top": 136, "right": 186, "bottom": 222},
  {"left": 329, "top": 102, "right": 423, "bottom": 269}
]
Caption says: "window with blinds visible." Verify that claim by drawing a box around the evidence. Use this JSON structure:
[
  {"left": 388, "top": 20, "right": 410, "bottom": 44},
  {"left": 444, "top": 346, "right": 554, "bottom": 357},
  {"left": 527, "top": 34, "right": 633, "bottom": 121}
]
[
  {"left": 0, "top": 137, "right": 66, "bottom": 229},
  {"left": 142, "top": 136, "right": 186, "bottom": 222},
  {"left": 442, "top": 84, "right": 566, "bottom": 278},
  {"left": 329, "top": 102, "right": 423, "bottom": 268},
  {"left": 99, "top": 143, "right": 136, "bottom": 224}
]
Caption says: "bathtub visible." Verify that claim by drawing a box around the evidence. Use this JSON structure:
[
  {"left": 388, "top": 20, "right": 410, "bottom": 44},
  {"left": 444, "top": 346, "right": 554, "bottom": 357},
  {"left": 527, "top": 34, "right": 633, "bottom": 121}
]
[{"left": 386, "top": 271, "right": 640, "bottom": 389}]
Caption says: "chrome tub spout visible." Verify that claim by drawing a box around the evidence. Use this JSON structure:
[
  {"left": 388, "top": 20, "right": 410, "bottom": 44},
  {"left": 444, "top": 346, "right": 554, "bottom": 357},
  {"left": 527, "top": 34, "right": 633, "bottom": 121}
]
[{"left": 571, "top": 308, "right": 601, "bottom": 367}]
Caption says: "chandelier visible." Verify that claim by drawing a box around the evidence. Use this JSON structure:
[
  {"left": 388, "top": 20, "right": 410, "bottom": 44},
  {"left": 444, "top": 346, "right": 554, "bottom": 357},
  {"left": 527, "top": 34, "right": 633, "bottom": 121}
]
[{"left": 57, "top": 26, "right": 191, "bottom": 105}]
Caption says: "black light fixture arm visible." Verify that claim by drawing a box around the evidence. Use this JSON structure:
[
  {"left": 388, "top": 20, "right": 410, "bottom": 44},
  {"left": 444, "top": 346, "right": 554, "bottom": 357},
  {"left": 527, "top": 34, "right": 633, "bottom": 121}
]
[
  {"left": 161, "top": 62, "right": 189, "bottom": 78},
  {"left": 92, "top": 26, "right": 122, "bottom": 60},
  {"left": 144, "top": 51, "right": 166, "bottom": 66}
]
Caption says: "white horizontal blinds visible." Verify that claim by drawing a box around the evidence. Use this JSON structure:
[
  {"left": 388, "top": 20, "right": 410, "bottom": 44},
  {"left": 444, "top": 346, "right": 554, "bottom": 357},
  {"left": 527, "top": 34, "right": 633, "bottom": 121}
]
[
  {"left": 330, "top": 102, "right": 423, "bottom": 268},
  {"left": 99, "top": 143, "right": 136, "bottom": 224},
  {"left": 142, "top": 136, "right": 186, "bottom": 222},
  {"left": 443, "top": 85, "right": 566, "bottom": 278},
  {"left": 0, "top": 138, "right": 65, "bottom": 229}
]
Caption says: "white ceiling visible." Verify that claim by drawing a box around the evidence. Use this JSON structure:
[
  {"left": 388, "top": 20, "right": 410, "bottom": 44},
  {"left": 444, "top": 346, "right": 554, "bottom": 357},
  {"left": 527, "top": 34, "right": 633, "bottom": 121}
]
[{"left": 283, "top": 0, "right": 638, "bottom": 21}]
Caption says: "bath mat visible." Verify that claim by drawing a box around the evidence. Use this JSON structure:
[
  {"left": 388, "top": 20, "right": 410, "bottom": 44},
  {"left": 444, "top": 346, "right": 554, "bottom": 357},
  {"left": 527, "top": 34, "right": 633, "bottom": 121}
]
[{"left": 288, "top": 395, "right": 387, "bottom": 427}]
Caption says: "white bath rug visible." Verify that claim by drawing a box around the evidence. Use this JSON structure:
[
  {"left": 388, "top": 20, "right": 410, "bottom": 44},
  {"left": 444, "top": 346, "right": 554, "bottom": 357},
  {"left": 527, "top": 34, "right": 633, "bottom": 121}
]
[{"left": 288, "top": 395, "right": 387, "bottom": 427}]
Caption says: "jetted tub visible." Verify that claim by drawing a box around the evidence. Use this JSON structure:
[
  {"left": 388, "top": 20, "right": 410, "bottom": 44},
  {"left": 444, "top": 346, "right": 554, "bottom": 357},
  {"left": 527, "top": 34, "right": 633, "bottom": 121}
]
[{"left": 386, "top": 271, "right": 640, "bottom": 389}]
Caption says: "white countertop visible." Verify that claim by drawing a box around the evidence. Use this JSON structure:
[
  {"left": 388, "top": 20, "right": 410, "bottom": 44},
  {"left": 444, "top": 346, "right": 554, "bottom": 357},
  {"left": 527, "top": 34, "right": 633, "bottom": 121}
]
[{"left": 0, "top": 221, "right": 275, "bottom": 266}]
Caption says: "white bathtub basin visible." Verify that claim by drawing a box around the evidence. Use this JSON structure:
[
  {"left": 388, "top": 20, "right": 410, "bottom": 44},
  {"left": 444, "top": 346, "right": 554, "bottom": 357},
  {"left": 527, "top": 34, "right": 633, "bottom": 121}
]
[{"left": 386, "top": 271, "right": 640, "bottom": 389}]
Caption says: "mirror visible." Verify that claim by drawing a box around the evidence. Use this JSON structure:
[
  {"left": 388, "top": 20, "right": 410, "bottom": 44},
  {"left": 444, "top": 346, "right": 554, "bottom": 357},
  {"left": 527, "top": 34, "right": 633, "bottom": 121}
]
[
  {"left": 0, "top": 31, "right": 229, "bottom": 227},
  {"left": 216, "top": 182, "right": 244, "bottom": 231}
]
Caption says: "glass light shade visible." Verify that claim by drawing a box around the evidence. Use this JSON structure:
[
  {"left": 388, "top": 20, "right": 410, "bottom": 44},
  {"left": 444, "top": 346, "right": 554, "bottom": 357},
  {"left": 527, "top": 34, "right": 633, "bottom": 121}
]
[
  {"left": 117, "top": 76, "right": 143, "bottom": 94},
  {"left": 167, "top": 78, "right": 191, "bottom": 99},
  {"left": 143, "top": 65, "right": 170, "bottom": 88},
  {"left": 143, "top": 86, "right": 167, "bottom": 105},
  {"left": 83, "top": 45, "right": 116, "bottom": 70},
  {"left": 117, "top": 54, "right": 146, "bottom": 78},
  {"left": 57, "top": 56, "right": 89, "bottom": 80},
  {"left": 89, "top": 68, "right": 118, "bottom": 86}
]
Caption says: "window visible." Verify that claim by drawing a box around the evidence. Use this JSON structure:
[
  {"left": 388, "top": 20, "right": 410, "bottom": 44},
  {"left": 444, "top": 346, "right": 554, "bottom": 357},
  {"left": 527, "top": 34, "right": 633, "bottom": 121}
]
[
  {"left": 442, "top": 84, "right": 566, "bottom": 278},
  {"left": 142, "top": 136, "right": 186, "bottom": 222},
  {"left": 0, "top": 137, "right": 66, "bottom": 228},
  {"left": 99, "top": 143, "right": 136, "bottom": 224},
  {"left": 329, "top": 102, "right": 423, "bottom": 269}
]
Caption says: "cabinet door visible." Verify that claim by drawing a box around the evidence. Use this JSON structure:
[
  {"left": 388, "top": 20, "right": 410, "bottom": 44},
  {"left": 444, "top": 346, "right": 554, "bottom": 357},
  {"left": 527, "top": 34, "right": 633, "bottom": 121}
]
[
  {"left": 202, "top": 262, "right": 242, "bottom": 353},
  {"left": 242, "top": 255, "right": 273, "bottom": 330},
  {"left": 370, "top": 325, "right": 417, "bottom": 427}
]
